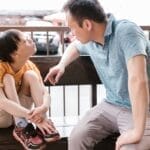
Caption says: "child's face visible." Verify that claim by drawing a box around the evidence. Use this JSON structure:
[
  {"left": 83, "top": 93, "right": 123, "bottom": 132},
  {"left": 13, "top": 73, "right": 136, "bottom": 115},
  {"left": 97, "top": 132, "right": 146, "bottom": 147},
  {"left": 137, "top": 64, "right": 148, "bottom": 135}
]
[{"left": 16, "top": 32, "right": 37, "bottom": 59}]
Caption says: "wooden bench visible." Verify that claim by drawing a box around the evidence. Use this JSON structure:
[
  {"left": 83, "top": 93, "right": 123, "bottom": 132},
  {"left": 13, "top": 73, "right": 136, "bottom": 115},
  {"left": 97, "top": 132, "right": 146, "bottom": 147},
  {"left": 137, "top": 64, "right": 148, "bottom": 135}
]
[{"left": 0, "top": 55, "right": 118, "bottom": 150}]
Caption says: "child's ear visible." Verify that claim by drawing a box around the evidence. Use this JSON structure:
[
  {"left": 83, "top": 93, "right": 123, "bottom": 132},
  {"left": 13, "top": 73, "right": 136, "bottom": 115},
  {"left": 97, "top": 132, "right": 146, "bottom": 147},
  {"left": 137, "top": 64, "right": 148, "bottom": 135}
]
[
  {"left": 11, "top": 51, "right": 18, "bottom": 59},
  {"left": 82, "top": 19, "right": 92, "bottom": 31}
]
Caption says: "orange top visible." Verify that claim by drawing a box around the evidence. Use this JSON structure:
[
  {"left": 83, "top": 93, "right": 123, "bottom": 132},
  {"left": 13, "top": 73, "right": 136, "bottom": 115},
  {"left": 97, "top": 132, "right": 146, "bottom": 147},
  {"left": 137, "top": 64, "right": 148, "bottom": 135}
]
[{"left": 0, "top": 60, "right": 41, "bottom": 92}]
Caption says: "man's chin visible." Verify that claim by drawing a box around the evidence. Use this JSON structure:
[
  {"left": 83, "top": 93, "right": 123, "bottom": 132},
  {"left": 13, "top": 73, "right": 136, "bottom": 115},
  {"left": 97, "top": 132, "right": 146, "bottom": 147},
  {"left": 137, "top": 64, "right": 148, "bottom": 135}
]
[
  {"left": 78, "top": 39, "right": 90, "bottom": 44},
  {"left": 80, "top": 41, "right": 89, "bottom": 44}
]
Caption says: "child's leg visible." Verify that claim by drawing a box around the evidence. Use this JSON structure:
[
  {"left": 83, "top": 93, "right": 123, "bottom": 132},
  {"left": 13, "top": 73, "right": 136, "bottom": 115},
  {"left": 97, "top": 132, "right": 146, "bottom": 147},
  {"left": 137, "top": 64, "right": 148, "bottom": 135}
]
[
  {"left": 0, "top": 109, "right": 13, "bottom": 128},
  {"left": 21, "top": 70, "right": 60, "bottom": 141},
  {"left": 20, "top": 70, "right": 49, "bottom": 112},
  {"left": 3, "top": 74, "right": 28, "bottom": 127},
  {"left": 3, "top": 73, "right": 44, "bottom": 149}
]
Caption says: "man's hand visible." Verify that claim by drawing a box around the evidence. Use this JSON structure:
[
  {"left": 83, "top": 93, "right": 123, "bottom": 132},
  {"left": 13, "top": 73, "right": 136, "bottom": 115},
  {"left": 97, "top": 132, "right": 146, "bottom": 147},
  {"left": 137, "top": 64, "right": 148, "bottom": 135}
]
[
  {"left": 115, "top": 129, "right": 142, "bottom": 150},
  {"left": 44, "top": 64, "right": 65, "bottom": 85}
]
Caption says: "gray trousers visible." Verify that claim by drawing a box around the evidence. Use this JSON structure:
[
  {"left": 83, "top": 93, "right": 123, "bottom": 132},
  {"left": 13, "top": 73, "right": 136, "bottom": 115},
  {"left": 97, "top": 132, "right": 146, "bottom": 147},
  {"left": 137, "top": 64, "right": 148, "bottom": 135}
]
[{"left": 69, "top": 100, "right": 150, "bottom": 150}]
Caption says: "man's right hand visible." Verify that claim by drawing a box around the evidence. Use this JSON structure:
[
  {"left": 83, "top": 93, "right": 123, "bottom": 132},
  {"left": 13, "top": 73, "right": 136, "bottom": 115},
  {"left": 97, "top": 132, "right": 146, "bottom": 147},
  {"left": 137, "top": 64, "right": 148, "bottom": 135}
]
[{"left": 44, "top": 64, "right": 65, "bottom": 85}]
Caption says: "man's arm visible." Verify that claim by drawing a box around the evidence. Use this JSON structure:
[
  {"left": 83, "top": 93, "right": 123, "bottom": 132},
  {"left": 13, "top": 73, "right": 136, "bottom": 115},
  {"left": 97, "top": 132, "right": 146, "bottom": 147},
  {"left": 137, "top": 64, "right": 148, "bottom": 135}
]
[
  {"left": 116, "top": 55, "right": 149, "bottom": 150},
  {"left": 128, "top": 55, "right": 149, "bottom": 139},
  {"left": 44, "top": 41, "right": 80, "bottom": 84},
  {"left": 59, "top": 41, "right": 80, "bottom": 67}
]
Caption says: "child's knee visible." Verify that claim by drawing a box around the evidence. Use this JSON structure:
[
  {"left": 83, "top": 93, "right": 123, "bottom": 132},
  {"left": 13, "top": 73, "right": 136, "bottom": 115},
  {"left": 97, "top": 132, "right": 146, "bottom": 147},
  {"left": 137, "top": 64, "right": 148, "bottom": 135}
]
[
  {"left": 23, "top": 70, "right": 39, "bottom": 82},
  {"left": 3, "top": 74, "right": 14, "bottom": 84},
  {"left": 0, "top": 109, "right": 13, "bottom": 128}
]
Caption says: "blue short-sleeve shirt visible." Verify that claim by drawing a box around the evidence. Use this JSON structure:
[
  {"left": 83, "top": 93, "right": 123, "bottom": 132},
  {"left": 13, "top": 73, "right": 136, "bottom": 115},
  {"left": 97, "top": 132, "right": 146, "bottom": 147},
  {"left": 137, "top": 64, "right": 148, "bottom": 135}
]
[{"left": 75, "top": 14, "right": 150, "bottom": 108}]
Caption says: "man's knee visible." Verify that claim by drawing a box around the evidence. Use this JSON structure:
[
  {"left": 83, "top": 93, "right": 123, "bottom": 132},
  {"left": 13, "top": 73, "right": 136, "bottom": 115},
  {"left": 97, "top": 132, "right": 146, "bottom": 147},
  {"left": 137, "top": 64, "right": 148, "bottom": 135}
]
[
  {"left": 0, "top": 110, "right": 13, "bottom": 128},
  {"left": 70, "top": 128, "right": 86, "bottom": 142},
  {"left": 69, "top": 126, "right": 93, "bottom": 147}
]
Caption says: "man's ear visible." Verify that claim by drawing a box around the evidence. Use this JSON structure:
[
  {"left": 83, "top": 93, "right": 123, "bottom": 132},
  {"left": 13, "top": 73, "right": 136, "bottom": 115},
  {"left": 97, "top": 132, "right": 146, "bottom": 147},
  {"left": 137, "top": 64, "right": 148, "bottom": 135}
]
[{"left": 82, "top": 19, "right": 92, "bottom": 31}]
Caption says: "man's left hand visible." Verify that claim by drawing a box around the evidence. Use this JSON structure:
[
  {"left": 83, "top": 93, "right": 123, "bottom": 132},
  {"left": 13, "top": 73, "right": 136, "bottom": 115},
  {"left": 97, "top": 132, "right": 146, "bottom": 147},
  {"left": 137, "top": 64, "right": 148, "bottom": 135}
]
[{"left": 115, "top": 129, "right": 141, "bottom": 150}]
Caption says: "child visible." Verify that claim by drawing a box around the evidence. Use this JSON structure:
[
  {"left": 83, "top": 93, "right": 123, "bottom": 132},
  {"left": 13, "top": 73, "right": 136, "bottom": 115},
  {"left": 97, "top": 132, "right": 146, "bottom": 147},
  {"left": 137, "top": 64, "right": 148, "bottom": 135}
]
[{"left": 0, "top": 29, "right": 60, "bottom": 150}]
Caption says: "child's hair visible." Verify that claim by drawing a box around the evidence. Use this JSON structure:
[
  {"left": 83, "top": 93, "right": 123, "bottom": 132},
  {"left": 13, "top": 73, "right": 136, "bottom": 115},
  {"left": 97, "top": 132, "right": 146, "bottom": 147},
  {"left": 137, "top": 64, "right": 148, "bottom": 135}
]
[{"left": 0, "top": 29, "right": 21, "bottom": 63}]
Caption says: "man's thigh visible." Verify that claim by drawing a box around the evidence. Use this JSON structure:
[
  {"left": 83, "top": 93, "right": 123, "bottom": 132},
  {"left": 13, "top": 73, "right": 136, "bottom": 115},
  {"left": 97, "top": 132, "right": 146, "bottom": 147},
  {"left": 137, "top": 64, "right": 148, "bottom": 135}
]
[{"left": 71, "top": 101, "right": 119, "bottom": 142}]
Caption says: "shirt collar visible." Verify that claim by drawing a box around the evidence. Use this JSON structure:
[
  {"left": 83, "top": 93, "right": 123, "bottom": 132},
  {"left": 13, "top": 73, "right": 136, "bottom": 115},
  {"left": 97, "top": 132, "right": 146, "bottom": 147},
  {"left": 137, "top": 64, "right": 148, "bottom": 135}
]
[{"left": 104, "top": 13, "right": 116, "bottom": 37}]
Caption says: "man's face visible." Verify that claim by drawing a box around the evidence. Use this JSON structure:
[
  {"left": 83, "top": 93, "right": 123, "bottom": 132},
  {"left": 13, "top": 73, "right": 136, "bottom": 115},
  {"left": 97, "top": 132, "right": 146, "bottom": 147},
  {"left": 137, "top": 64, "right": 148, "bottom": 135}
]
[{"left": 66, "top": 12, "right": 91, "bottom": 44}]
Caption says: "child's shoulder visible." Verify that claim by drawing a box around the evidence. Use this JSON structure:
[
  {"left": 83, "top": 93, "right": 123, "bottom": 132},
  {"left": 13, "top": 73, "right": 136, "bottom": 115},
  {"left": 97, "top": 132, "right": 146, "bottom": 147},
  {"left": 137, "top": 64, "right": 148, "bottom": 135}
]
[
  {"left": 26, "top": 60, "right": 36, "bottom": 66},
  {"left": 25, "top": 60, "right": 38, "bottom": 69},
  {"left": 0, "top": 60, "right": 8, "bottom": 68}
]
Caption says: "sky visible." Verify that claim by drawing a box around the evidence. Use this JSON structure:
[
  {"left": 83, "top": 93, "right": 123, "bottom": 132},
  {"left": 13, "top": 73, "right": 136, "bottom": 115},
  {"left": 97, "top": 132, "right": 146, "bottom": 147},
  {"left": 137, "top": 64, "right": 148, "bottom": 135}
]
[{"left": 0, "top": 0, "right": 149, "bottom": 25}]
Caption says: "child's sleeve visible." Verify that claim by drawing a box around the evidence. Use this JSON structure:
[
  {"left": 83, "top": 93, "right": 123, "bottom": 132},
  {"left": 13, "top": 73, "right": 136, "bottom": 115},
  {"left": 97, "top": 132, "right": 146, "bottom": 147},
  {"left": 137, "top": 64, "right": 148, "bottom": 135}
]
[{"left": 0, "top": 65, "right": 5, "bottom": 88}]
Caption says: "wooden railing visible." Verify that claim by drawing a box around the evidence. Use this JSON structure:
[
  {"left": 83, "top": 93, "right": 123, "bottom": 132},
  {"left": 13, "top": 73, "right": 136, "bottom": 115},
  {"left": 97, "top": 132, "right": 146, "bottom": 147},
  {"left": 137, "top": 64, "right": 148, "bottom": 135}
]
[{"left": 141, "top": 26, "right": 150, "bottom": 40}]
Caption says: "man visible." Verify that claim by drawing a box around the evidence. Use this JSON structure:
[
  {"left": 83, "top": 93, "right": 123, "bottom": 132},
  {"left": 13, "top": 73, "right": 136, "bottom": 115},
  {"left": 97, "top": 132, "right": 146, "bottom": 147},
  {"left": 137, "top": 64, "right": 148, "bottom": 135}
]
[{"left": 45, "top": 0, "right": 150, "bottom": 149}]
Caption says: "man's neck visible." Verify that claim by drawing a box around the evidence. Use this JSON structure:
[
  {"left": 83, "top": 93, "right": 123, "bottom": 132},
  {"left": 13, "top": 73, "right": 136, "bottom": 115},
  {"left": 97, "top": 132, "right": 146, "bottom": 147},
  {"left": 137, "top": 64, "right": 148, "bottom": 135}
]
[{"left": 92, "top": 22, "right": 107, "bottom": 45}]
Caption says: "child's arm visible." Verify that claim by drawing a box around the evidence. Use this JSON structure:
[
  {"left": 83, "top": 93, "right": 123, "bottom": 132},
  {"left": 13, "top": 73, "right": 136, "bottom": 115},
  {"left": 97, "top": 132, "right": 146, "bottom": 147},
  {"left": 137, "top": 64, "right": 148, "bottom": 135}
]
[
  {"left": 28, "top": 83, "right": 50, "bottom": 123},
  {"left": 0, "top": 88, "right": 29, "bottom": 119}
]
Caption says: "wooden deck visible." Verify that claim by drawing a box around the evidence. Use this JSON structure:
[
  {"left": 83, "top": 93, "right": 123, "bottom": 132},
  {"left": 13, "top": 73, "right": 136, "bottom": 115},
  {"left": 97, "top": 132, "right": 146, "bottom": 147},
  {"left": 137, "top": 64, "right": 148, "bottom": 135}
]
[{"left": 0, "top": 117, "right": 118, "bottom": 150}]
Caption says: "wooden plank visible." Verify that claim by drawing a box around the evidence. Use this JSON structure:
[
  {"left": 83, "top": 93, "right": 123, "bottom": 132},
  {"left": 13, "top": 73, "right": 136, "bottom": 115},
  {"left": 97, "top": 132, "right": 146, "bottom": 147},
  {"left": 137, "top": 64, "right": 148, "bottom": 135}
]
[{"left": 0, "top": 26, "right": 70, "bottom": 32}]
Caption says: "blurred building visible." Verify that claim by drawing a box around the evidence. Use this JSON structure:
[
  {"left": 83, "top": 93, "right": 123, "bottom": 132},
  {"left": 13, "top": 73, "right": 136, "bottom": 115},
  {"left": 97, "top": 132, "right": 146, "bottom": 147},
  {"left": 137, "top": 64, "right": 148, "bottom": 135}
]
[{"left": 0, "top": 10, "right": 55, "bottom": 25}]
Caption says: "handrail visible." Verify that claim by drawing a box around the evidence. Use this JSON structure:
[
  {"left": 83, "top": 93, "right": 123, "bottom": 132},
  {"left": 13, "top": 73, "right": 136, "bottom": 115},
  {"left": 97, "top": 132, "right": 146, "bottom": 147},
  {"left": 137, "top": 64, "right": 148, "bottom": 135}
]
[
  {"left": 141, "top": 26, "right": 150, "bottom": 31},
  {"left": 0, "top": 25, "right": 149, "bottom": 31},
  {"left": 0, "top": 26, "right": 70, "bottom": 32}
]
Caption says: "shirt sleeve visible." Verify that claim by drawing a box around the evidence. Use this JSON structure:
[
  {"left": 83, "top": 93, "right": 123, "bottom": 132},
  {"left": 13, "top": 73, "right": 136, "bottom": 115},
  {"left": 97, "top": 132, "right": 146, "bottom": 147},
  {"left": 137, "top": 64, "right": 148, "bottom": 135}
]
[
  {"left": 0, "top": 64, "right": 6, "bottom": 87},
  {"left": 118, "top": 22, "right": 147, "bottom": 63}
]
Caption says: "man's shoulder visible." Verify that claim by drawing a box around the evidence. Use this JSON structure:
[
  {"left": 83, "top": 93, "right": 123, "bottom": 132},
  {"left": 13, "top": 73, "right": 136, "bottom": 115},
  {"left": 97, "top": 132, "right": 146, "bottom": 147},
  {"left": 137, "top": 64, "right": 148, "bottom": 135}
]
[{"left": 115, "top": 19, "right": 140, "bottom": 33}]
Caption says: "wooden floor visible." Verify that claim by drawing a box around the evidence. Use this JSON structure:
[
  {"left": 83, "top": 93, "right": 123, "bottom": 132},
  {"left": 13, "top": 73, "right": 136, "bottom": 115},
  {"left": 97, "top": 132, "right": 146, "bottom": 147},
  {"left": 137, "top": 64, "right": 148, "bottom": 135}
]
[
  {"left": 0, "top": 117, "right": 118, "bottom": 150},
  {"left": 0, "top": 125, "right": 68, "bottom": 150}
]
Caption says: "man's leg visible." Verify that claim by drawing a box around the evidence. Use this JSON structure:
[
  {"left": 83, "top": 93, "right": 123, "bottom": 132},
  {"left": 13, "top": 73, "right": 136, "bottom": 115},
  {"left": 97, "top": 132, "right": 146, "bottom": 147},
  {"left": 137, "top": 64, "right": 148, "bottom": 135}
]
[
  {"left": 68, "top": 101, "right": 120, "bottom": 150},
  {"left": 118, "top": 108, "right": 150, "bottom": 150}
]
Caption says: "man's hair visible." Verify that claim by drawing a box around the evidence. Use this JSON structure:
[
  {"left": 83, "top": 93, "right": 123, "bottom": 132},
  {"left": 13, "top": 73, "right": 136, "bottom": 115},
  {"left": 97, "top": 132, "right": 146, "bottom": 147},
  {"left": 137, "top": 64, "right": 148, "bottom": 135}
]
[
  {"left": 0, "top": 29, "right": 21, "bottom": 63},
  {"left": 63, "top": 0, "right": 106, "bottom": 27}
]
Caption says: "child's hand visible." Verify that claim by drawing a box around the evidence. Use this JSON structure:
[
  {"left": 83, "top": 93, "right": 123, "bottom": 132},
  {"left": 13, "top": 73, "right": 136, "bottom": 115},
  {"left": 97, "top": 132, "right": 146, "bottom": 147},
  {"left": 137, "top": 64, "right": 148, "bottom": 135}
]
[
  {"left": 36, "top": 118, "right": 57, "bottom": 135},
  {"left": 28, "top": 106, "right": 47, "bottom": 123}
]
